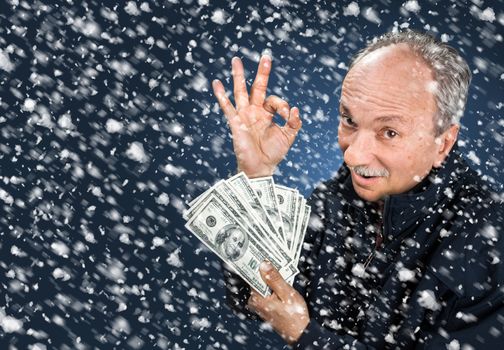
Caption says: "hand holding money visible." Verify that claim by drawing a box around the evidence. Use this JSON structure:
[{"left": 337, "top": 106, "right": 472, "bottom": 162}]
[
  {"left": 247, "top": 261, "right": 310, "bottom": 345},
  {"left": 212, "top": 55, "right": 302, "bottom": 178},
  {"left": 184, "top": 172, "right": 310, "bottom": 297}
]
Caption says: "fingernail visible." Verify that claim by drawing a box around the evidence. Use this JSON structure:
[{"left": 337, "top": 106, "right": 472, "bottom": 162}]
[
  {"left": 260, "top": 261, "right": 272, "bottom": 272},
  {"left": 261, "top": 54, "right": 272, "bottom": 67}
]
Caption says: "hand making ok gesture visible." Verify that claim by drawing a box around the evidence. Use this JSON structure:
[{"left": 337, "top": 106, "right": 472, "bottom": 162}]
[{"left": 212, "top": 55, "right": 302, "bottom": 178}]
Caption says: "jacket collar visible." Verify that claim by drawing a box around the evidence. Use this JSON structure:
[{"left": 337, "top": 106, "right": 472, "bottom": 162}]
[{"left": 338, "top": 144, "right": 469, "bottom": 239}]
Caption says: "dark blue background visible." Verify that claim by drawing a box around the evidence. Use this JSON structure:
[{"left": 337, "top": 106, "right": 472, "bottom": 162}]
[{"left": 0, "top": 0, "right": 502, "bottom": 349}]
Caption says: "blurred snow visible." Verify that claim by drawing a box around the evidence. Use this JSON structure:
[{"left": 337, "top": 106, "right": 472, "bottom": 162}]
[
  {"left": 479, "top": 7, "right": 496, "bottom": 22},
  {"left": 0, "top": 49, "right": 14, "bottom": 72},
  {"left": 397, "top": 267, "right": 416, "bottom": 282},
  {"left": 0, "top": 0, "right": 502, "bottom": 349},
  {"left": 362, "top": 7, "right": 382, "bottom": 25},
  {"left": 167, "top": 248, "right": 183, "bottom": 268},
  {"left": 106, "top": 118, "right": 124, "bottom": 133},
  {"left": 126, "top": 142, "right": 149, "bottom": 163},
  {"left": 403, "top": 1, "right": 421, "bottom": 13},
  {"left": 211, "top": 9, "right": 227, "bottom": 25},
  {"left": 417, "top": 290, "right": 441, "bottom": 311},
  {"left": 125, "top": 2, "right": 141, "bottom": 16},
  {"left": 0, "top": 313, "right": 23, "bottom": 333},
  {"left": 343, "top": 2, "right": 360, "bottom": 17},
  {"left": 23, "top": 98, "right": 36, "bottom": 112}
]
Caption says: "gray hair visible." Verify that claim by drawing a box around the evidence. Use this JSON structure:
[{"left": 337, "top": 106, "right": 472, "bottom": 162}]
[{"left": 349, "top": 30, "right": 472, "bottom": 136}]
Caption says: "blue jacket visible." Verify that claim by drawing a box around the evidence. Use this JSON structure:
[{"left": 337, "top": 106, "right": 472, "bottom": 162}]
[{"left": 223, "top": 147, "right": 504, "bottom": 349}]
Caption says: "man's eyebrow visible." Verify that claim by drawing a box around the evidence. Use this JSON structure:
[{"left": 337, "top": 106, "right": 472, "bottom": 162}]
[
  {"left": 374, "top": 115, "right": 409, "bottom": 126},
  {"left": 339, "top": 103, "right": 352, "bottom": 116},
  {"left": 339, "top": 103, "right": 409, "bottom": 125}
]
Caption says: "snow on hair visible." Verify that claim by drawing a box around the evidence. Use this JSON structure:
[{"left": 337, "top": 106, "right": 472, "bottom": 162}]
[{"left": 349, "top": 30, "right": 472, "bottom": 136}]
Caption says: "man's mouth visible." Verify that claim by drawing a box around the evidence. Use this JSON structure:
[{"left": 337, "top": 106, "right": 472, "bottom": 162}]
[
  {"left": 347, "top": 165, "right": 389, "bottom": 187},
  {"left": 357, "top": 174, "right": 378, "bottom": 180},
  {"left": 352, "top": 172, "right": 383, "bottom": 186}
]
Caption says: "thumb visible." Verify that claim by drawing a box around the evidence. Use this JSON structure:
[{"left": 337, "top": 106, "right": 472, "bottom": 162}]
[{"left": 259, "top": 261, "right": 290, "bottom": 301}]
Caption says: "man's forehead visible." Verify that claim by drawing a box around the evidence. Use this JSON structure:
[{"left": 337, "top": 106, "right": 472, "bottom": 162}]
[
  {"left": 340, "top": 48, "right": 438, "bottom": 124},
  {"left": 345, "top": 44, "right": 435, "bottom": 86}
]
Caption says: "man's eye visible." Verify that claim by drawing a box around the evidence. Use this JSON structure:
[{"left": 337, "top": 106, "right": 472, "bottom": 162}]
[
  {"left": 342, "top": 116, "right": 356, "bottom": 127},
  {"left": 383, "top": 129, "right": 398, "bottom": 139}
]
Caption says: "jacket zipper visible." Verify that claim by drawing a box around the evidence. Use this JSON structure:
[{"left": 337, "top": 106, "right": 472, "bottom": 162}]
[{"left": 363, "top": 246, "right": 377, "bottom": 270}]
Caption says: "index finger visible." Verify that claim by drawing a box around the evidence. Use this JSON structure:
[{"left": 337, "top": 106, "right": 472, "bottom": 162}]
[
  {"left": 249, "top": 54, "right": 272, "bottom": 106},
  {"left": 212, "top": 79, "right": 237, "bottom": 119}
]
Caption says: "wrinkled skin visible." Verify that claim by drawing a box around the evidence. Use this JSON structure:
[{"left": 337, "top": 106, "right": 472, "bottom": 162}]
[
  {"left": 212, "top": 55, "right": 302, "bottom": 178},
  {"left": 339, "top": 43, "right": 459, "bottom": 202},
  {"left": 247, "top": 262, "right": 310, "bottom": 345}
]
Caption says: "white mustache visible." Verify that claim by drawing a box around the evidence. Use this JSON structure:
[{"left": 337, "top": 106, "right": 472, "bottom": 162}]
[{"left": 349, "top": 165, "right": 390, "bottom": 178}]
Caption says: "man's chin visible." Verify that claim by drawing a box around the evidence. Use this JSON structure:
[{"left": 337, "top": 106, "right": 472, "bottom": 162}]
[{"left": 352, "top": 185, "right": 384, "bottom": 203}]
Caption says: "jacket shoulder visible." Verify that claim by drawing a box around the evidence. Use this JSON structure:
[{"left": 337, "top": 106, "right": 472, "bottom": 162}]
[{"left": 429, "top": 166, "right": 504, "bottom": 299}]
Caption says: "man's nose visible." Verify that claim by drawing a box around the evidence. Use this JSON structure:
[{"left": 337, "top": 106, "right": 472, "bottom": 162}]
[{"left": 343, "top": 131, "right": 375, "bottom": 166}]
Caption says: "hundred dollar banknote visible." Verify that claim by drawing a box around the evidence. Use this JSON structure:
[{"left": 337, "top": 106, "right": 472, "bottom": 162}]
[
  {"left": 184, "top": 173, "right": 311, "bottom": 292},
  {"left": 184, "top": 180, "right": 286, "bottom": 263},
  {"left": 185, "top": 194, "right": 273, "bottom": 296},
  {"left": 274, "top": 185, "right": 299, "bottom": 251},
  {"left": 249, "top": 176, "right": 286, "bottom": 244},
  {"left": 227, "top": 173, "right": 286, "bottom": 250},
  {"left": 185, "top": 180, "right": 297, "bottom": 279}
]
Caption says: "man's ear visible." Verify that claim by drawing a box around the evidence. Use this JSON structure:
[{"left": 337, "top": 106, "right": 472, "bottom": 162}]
[{"left": 433, "top": 124, "right": 459, "bottom": 168}]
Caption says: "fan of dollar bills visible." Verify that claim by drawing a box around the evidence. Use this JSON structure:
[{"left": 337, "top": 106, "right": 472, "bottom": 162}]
[{"left": 183, "top": 172, "right": 311, "bottom": 297}]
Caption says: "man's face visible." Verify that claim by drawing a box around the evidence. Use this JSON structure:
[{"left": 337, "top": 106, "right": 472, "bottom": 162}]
[{"left": 338, "top": 44, "right": 453, "bottom": 202}]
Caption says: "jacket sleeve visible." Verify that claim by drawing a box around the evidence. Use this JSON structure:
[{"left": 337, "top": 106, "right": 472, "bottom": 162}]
[
  {"left": 293, "top": 320, "right": 378, "bottom": 350},
  {"left": 293, "top": 302, "right": 501, "bottom": 349},
  {"left": 417, "top": 301, "right": 504, "bottom": 349}
]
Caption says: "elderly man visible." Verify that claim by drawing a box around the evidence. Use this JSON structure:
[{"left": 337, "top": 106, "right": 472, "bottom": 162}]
[{"left": 212, "top": 31, "right": 503, "bottom": 349}]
